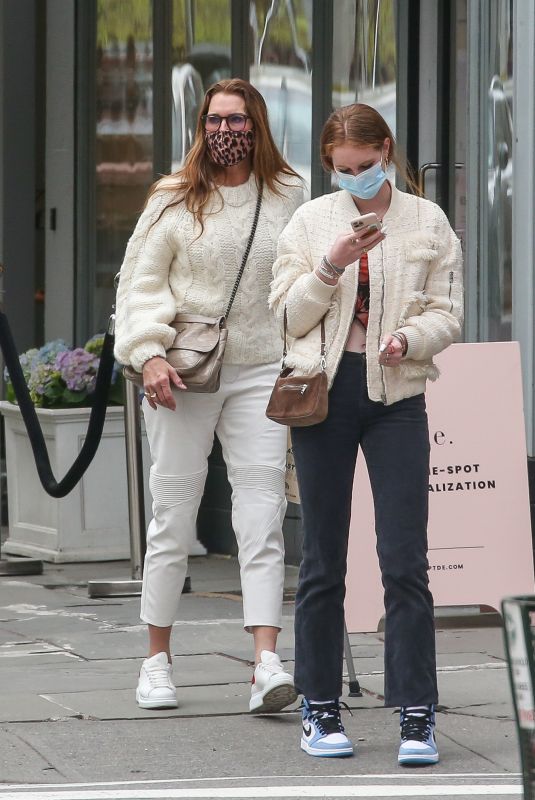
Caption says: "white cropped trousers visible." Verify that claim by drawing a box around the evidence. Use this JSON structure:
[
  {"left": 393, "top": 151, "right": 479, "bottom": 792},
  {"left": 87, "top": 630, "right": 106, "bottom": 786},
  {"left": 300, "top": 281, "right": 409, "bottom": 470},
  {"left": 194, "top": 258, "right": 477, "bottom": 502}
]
[{"left": 141, "top": 361, "right": 287, "bottom": 631}]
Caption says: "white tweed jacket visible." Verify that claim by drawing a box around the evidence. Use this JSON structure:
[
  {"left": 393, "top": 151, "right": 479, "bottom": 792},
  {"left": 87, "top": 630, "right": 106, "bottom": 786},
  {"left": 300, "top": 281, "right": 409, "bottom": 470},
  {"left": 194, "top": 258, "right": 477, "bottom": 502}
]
[{"left": 269, "top": 184, "right": 464, "bottom": 405}]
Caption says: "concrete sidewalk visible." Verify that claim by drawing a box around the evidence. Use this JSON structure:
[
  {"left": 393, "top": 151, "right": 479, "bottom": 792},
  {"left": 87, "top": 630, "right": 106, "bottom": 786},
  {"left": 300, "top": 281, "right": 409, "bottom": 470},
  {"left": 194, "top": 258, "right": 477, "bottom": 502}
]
[{"left": 0, "top": 555, "right": 521, "bottom": 794}]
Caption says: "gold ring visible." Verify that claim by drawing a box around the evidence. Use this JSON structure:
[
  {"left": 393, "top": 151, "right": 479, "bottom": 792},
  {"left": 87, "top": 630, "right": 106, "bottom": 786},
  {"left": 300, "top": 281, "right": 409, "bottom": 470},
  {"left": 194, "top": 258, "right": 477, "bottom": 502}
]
[{"left": 362, "top": 247, "right": 368, "bottom": 254}]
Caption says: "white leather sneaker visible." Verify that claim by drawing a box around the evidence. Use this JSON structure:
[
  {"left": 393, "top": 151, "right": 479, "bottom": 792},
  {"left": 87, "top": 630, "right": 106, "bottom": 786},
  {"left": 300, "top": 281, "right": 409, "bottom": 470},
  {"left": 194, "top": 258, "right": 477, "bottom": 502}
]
[
  {"left": 249, "top": 650, "right": 297, "bottom": 713},
  {"left": 136, "top": 652, "right": 178, "bottom": 709}
]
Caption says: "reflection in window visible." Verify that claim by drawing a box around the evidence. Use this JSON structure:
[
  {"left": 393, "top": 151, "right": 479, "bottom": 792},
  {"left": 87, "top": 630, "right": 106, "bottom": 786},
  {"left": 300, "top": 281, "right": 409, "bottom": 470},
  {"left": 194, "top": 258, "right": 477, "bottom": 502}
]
[
  {"left": 249, "top": 0, "right": 313, "bottom": 194},
  {"left": 485, "top": 3, "right": 513, "bottom": 341},
  {"left": 172, "top": 0, "right": 231, "bottom": 171},
  {"left": 333, "top": 0, "right": 396, "bottom": 136},
  {"left": 95, "top": 1, "right": 153, "bottom": 333}
]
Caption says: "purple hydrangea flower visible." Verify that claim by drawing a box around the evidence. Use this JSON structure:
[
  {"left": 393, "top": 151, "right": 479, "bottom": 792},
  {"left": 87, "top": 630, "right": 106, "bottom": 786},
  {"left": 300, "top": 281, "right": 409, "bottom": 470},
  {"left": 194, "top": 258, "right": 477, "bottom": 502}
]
[{"left": 55, "top": 349, "right": 99, "bottom": 393}]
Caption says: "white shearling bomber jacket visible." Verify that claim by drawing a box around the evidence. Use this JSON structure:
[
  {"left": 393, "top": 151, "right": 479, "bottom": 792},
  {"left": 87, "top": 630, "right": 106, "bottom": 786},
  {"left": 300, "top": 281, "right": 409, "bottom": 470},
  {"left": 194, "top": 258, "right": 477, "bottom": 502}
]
[{"left": 269, "top": 183, "right": 464, "bottom": 405}]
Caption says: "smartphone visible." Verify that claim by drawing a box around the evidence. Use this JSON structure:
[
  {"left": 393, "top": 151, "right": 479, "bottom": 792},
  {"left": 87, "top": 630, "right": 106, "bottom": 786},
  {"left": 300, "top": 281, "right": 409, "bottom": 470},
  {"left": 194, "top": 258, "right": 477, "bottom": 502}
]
[{"left": 350, "top": 212, "right": 382, "bottom": 235}]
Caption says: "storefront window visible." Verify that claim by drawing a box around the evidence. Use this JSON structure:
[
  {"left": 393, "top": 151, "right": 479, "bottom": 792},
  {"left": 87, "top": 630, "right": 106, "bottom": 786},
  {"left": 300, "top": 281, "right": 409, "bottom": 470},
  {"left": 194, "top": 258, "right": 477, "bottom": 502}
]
[
  {"left": 94, "top": 1, "right": 153, "bottom": 333},
  {"left": 484, "top": 2, "right": 513, "bottom": 341},
  {"left": 453, "top": 0, "right": 468, "bottom": 249},
  {"left": 171, "top": 0, "right": 231, "bottom": 171},
  {"left": 333, "top": 0, "right": 396, "bottom": 135},
  {"left": 249, "top": 0, "right": 313, "bottom": 193}
]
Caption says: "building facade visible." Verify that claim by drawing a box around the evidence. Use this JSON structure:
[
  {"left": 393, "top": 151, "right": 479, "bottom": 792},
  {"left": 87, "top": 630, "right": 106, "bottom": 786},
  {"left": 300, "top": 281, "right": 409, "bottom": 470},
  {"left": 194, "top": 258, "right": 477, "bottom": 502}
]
[{"left": 1, "top": 0, "right": 533, "bottom": 557}]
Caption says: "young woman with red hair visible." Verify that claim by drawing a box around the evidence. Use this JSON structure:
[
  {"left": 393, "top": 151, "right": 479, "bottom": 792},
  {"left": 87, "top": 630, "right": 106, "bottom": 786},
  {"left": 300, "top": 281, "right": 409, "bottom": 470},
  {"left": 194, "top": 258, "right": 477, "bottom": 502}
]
[{"left": 271, "top": 103, "right": 463, "bottom": 764}]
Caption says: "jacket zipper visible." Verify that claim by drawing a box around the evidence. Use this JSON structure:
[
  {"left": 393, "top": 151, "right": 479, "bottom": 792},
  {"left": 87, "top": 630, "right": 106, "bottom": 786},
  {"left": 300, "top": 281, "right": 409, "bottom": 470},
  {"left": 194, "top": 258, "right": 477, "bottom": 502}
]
[
  {"left": 282, "top": 383, "right": 308, "bottom": 395},
  {"left": 378, "top": 240, "right": 387, "bottom": 404},
  {"left": 448, "top": 271, "right": 454, "bottom": 313}
]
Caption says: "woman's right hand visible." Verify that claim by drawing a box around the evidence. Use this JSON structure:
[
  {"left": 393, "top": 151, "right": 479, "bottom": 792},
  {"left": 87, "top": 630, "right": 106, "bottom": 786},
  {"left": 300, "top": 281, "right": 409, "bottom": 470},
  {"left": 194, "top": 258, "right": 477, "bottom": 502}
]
[
  {"left": 327, "top": 227, "right": 386, "bottom": 270},
  {"left": 142, "top": 356, "right": 187, "bottom": 411}
]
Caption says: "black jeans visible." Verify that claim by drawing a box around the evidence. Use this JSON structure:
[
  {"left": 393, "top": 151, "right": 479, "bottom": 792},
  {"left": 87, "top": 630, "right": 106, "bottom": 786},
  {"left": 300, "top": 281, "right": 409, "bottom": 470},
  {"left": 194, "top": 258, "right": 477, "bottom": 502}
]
[{"left": 291, "top": 352, "right": 438, "bottom": 707}]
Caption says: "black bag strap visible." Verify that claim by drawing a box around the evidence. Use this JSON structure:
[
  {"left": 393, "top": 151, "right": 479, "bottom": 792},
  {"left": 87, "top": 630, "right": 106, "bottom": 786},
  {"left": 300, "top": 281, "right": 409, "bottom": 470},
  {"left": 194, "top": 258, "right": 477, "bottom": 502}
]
[
  {"left": 224, "top": 179, "right": 264, "bottom": 318},
  {"left": 282, "top": 306, "right": 326, "bottom": 372}
]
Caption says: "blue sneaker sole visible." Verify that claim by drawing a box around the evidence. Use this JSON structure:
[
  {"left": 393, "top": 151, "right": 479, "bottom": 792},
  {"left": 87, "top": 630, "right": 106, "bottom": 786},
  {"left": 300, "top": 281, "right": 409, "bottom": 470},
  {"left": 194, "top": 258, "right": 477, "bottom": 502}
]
[
  {"left": 301, "top": 740, "right": 354, "bottom": 758},
  {"left": 398, "top": 753, "right": 439, "bottom": 765}
]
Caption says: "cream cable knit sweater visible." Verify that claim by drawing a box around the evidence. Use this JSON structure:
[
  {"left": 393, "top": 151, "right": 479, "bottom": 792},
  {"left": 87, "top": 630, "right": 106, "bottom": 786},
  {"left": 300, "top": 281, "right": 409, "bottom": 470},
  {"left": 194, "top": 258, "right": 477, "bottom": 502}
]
[
  {"left": 114, "top": 173, "right": 303, "bottom": 372},
  {"left": 269, "top": 184, "right": 464, "bottom": 405}
]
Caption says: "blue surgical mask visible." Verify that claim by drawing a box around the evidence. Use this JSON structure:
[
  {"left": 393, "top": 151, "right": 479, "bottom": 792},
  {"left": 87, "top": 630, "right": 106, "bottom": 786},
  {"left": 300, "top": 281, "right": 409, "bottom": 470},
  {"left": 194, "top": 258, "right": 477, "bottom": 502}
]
[{"left": 335, "top": 160, "right": 388, "bottom": 200}]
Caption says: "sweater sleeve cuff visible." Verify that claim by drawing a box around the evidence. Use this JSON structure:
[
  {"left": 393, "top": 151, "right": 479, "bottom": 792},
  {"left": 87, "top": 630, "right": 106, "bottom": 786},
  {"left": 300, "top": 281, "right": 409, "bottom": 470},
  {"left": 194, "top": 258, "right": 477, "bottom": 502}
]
[
  {"left": 301, "top": 271, "right": 339, "bottom": 303},
  {"left": 129, "top": 342, "right": 167, "bottom": 373},
  {"left": 396, "top": 326, "right": 425, "bottom": 360}
]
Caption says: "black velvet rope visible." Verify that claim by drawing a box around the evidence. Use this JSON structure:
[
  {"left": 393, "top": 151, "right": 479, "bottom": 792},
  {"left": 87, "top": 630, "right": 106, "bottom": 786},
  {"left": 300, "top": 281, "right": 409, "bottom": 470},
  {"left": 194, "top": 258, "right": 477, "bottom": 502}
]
[{"left": 0, "top": 311, "right": 115, "bottom": 498}]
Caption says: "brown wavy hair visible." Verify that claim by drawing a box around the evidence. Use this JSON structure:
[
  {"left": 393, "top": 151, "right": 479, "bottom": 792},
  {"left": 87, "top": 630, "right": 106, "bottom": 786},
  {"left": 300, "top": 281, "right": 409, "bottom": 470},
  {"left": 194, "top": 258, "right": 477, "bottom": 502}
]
[
  {"left": 320, "top": 103, "right": 421, "bottom": 195},
  {"left": 146, "top": 78, "right": 301, "bottom": 230}
]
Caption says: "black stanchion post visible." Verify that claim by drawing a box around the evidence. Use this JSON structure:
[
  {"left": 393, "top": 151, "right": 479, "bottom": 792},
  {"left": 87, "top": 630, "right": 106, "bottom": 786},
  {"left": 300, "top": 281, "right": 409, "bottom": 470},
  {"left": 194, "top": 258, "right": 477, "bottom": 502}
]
[
  {"left": 344, "top": 621, "right": 362, "bottom": 697},
  {"left": 0, "top": 263, "right": 43, "bottom": 577},
  {"left": 502, "top": 595, "right": 535, "bottom": 799}
]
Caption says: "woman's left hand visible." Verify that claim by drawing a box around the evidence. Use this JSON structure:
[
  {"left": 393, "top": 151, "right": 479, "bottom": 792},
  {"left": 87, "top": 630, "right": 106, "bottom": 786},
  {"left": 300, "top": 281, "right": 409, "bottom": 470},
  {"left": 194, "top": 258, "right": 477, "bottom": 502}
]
[{"left": 378, "top": 334, "right": 404, "bottom": 367}]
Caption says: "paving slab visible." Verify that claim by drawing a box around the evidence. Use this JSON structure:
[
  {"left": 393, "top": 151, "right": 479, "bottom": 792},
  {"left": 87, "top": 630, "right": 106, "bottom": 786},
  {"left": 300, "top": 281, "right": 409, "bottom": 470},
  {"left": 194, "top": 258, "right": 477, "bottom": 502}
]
[
  {"left": 346, "top": 633, "right": 385, "bottom": 647},
  {"left": 1, "top": 708, "right": 517, "bottom": 785},
  {"left": 0, "top": 629, "right": 32, "bottom": 646},
  {"left": 0, "top": 729, "right": 68, "bottom": 784},
  {"left": 38, "top": 683, "right": 275, "bottom": 720},
  {"left": 0, "top": 659, "right": 136, "bottom": 695},
  {"left": 446, "top": 702, "right": 515, "bottom": 720},
  {"left": 0, "top": 645, "right": 83, "bottom": 666},
  {"left": 0, "top": 614, "right": 110, "bottom": 640},
  {"left": 25, "top": 615, "right": 296, "bottom": 662},
  {"left": 435, "top": 628, "right": 506, "bottom": 658},
  {"left": 344, "top": 651, "right": 505, "bottom": 679},
  {"left": 0, "top": 654, "right": 252, "bottom": 698},
  {"left": 356, "top": 665, "right": 512, "bottom": 710},
  {"left": 0, "top": 581, "right": 93, "bottom": 612},
  {"left": 0, "top": 694, "right": 77, "bottom": 723},
  {"left": 438, "top": 712, "right": 519, "bottom": 772}
]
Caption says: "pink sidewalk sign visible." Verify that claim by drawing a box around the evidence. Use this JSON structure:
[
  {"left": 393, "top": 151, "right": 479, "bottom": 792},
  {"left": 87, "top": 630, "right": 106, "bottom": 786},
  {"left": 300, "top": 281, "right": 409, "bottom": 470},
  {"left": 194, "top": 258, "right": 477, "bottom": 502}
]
[{"left": 345, "top": 342, "right": 534, "bottom": 633}]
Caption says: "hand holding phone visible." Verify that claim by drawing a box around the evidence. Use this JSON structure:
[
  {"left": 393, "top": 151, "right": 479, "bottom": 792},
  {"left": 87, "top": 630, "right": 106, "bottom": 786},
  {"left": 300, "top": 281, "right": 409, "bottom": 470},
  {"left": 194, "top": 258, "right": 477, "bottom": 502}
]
[{"left": 322, "top": 213, "right": 386, "bottom": 274}]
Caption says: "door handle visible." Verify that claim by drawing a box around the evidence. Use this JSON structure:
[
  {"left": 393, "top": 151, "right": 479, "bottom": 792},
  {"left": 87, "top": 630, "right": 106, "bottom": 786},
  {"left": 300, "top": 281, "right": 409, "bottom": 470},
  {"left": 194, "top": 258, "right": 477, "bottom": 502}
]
[{"left": 418, "top": 162, "right": 464, "bottom": 194}]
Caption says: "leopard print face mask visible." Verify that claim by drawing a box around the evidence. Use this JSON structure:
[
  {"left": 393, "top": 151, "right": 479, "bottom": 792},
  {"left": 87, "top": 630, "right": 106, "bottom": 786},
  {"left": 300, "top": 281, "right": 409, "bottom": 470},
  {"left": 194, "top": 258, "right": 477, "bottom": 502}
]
[{"left": 205, "top": 129, "right": 255, "bottom": 167}]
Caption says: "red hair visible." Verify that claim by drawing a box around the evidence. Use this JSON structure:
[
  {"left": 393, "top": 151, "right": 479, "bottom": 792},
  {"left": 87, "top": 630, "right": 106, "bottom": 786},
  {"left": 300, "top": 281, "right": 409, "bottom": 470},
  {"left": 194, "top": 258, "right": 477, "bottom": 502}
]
[{"left": 321, "top": 103, "right": 420, "bottom": 195}]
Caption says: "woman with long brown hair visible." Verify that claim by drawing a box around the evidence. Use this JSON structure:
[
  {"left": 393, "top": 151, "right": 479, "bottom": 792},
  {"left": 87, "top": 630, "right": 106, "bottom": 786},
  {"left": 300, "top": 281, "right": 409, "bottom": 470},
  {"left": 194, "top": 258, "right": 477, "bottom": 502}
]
[
  {"left": 270, "top": 103, "right": 462, "bottom": 762},
  {"left": 115, "top": 78, "right": 303, "bottom": 713}
]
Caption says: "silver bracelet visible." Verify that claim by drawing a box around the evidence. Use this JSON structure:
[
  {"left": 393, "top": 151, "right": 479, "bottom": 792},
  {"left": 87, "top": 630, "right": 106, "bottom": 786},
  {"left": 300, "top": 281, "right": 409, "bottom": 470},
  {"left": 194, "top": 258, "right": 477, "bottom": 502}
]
[
  {"left": 322, "top": 254, "right": 345, "bottom": 276},
  {"left": 391, "top": 331, "right": 408, "bottom": 356},
  {"left": 317, "top": 261, "right": 338, "bottom": 282}
]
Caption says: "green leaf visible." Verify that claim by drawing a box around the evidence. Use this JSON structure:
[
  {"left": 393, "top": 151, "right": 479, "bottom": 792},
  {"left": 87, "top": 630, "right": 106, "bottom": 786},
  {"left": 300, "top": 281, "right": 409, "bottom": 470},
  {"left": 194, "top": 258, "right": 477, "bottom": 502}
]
[{"left": 62, "top": 388, "right": 88, "bottom": 404}]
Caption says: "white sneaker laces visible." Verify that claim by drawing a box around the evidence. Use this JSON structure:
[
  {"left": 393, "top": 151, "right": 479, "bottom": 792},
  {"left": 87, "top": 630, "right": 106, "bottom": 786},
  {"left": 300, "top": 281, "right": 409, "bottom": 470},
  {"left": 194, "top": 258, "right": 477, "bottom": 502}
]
[
  {"left": 145, "top": 662, "right": 171, "bottom": 688},
  {"left": 259, "top": 660, "right": 283, "bottom": 675}
]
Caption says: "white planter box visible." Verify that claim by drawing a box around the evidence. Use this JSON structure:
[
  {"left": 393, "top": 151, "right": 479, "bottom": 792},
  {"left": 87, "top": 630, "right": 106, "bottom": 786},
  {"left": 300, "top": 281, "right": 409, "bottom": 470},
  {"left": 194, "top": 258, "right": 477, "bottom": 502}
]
[{"left": 0, "top": 402, "right": 152, "bottom": 562}]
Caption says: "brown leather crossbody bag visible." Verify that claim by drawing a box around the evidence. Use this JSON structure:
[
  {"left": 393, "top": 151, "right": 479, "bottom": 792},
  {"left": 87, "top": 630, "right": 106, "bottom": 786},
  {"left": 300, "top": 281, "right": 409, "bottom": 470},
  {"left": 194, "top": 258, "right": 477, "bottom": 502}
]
[{"left": 266, "top": 308, "right": 328, "bottom": 426}]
